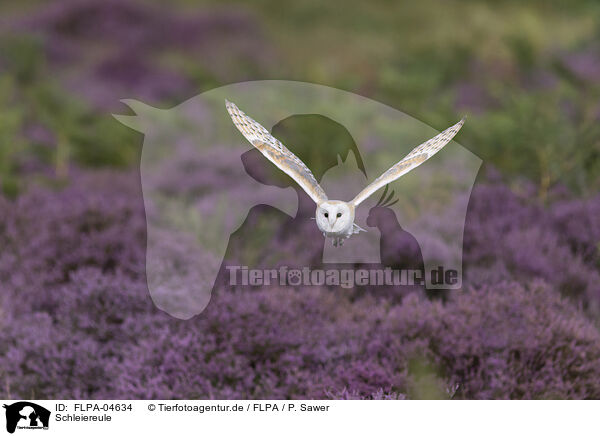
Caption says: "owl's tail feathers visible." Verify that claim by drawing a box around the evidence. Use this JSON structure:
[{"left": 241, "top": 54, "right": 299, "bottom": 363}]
[{"left": 352, "top": 223, "right": 367, "bottom": 234}]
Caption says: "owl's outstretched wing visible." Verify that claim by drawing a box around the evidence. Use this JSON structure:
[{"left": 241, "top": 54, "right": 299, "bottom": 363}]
[
  {"left": 225, "top": 100, "right": 328, "bottom": 204},
  {"left": 351, "top": 118, "right": 465, "bottom": 207}
]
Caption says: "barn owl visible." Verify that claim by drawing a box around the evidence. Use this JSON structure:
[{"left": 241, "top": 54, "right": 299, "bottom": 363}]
[{"left": 225, "top": 100, "right": 464, "bottom": 247}]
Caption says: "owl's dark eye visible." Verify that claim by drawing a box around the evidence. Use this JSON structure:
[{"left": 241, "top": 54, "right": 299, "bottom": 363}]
[
  {"left": 337, "top": 212, "right": 342, "bottom": 217},
  {"left": 324, "top": 212, "right": 328, "bottom": 218}
]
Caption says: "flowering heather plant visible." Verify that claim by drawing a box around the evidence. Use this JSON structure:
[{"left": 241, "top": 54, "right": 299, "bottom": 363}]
[
  {"left": 393, "top": 283, "right": 600, "bottom": 399},
  {"left": 549, "top": 194, "right": 600, "bottom": 265},
  {"left": 463, "top": 180, "right": 600, "bottom": 318},
  {"left": 0, "top": 171, "right": 146, "bottom": 289},
  {"left": 1, "top": 168, "right": 600, "bottom": 399}
]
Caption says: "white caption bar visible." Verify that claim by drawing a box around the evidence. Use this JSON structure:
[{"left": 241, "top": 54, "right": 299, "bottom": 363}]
[{"left": 0, "top": 400, "right": 597, "bottom": 435}]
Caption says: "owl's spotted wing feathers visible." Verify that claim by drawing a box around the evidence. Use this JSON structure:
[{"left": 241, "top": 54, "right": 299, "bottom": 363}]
[
  {"left": 351, "top": 118, "right": 465, "bottom": 206},
  {"left": 226, "top": 100, "right": 328, "bottom": 204}
]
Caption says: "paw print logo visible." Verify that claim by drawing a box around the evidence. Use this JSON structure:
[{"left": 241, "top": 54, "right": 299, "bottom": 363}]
[{"left": 287, "top": 269, "right": 302, "bottom": 286}]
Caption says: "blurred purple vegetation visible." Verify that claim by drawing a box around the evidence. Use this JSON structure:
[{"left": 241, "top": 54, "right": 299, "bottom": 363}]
[
  {"left": 464, "top": 180, "right": 600, "bottom": 316},
  {"left": 1, "top": 169, "right": 600, "bottom": 399},
  {"left": 10, "top": 0, "right": 274, "bottom": 108}
]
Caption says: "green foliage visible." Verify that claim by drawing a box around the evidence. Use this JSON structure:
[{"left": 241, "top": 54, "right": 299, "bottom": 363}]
[
  {"left": 466, "top": 87, "right": 600, "bottom": 196},
  {"left": 0, "top": 76, "right": 26, "bottom": 197},
  {"left": 25, "top": 83, "right": 138, "bottom": 167},
  {"left": 0, "top": 34, "right": 139, "bottom": 191},
  {"left": 1, "top": 0, "right": 600, "bottom": 194},
  {"left": 229, "top": 0, "right": 600, "bottom": 195}
]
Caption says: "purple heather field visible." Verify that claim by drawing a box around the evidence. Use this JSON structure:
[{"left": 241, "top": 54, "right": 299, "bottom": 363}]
[{"left": 1, "top": 0, "right": 600, "bottom": 399}]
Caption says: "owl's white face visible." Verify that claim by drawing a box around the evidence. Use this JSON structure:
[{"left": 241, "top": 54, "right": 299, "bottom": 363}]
[{"left": 315, "top": 201, "right": 354, "bottom": 236}]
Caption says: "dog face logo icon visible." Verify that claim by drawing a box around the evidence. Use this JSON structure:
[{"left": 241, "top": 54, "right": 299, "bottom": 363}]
[{"left": 3, "top": 402, "right": 50, "bottom": 434}]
